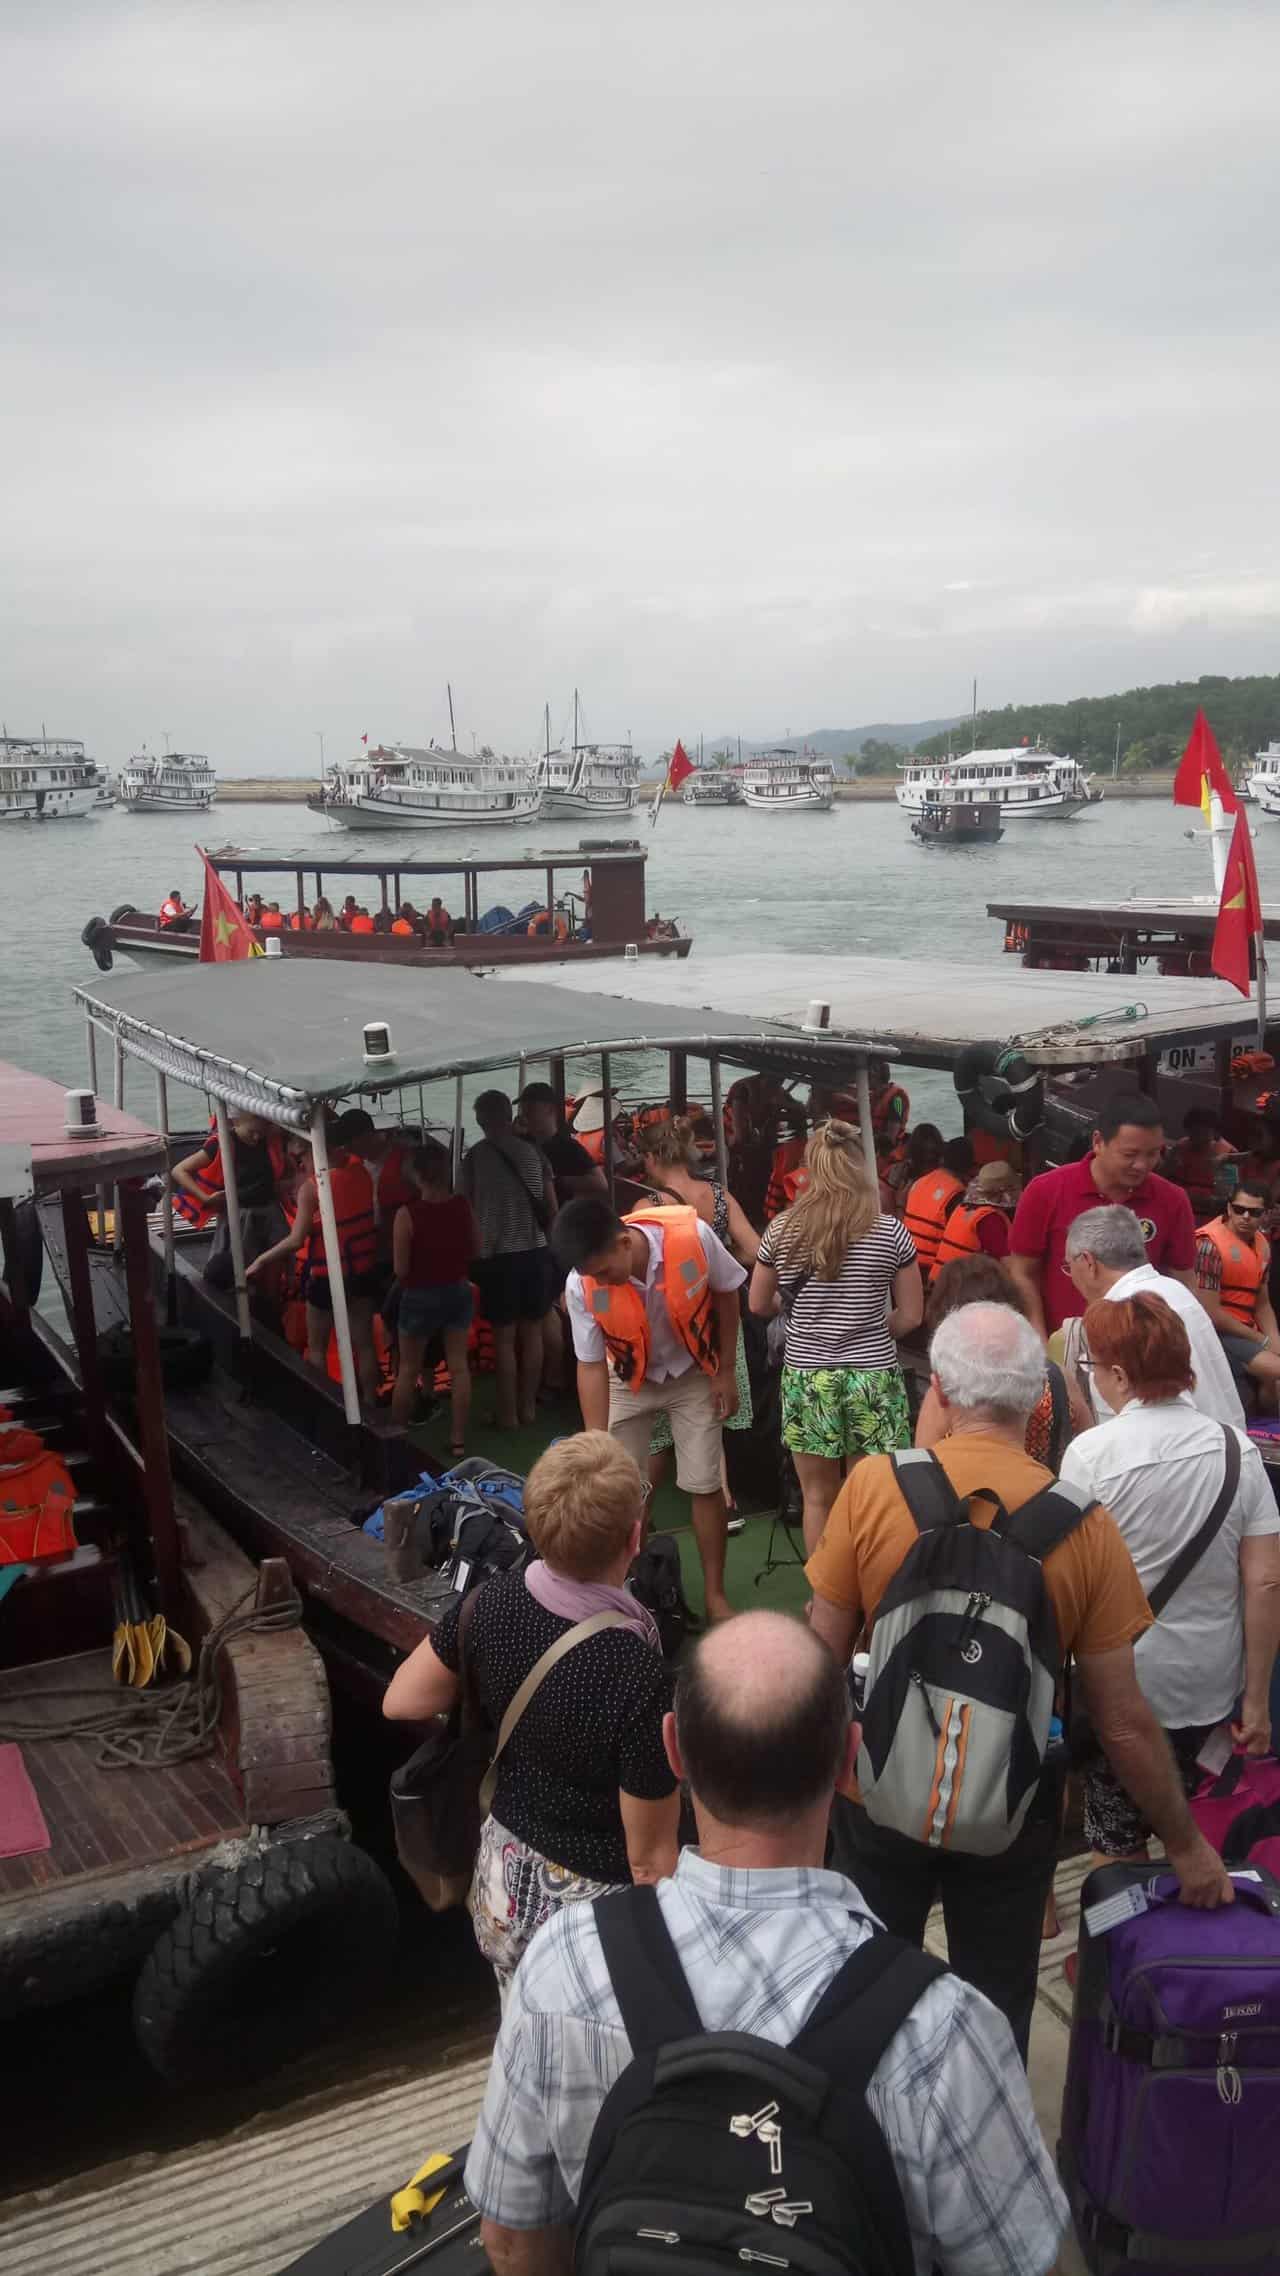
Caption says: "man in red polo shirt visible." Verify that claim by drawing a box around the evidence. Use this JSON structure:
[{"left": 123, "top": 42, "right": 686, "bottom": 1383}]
[{"left": 1008, "top": 1093, "right": 1197, "bottom": 1337}]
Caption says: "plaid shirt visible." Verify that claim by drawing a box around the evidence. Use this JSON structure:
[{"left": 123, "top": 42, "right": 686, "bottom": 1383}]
[{"left": 464, "top": 1851, "right": 1067, "bottom": 2276}]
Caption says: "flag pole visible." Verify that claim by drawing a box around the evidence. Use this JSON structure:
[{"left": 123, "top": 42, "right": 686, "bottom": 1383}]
[
  {"left": 1208, "top": 789, "right": 1232, "bottom": 897},
  {"left": 1257, "top": 931, "right": 1268, "bottom": 1050}
]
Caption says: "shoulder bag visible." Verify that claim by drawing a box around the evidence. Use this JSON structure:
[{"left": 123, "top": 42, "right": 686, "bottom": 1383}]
[{"left": 389, "top": 1598, "right": 629, "bottom": 1912}]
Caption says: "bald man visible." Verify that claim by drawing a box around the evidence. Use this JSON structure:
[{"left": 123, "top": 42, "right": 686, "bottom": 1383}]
[{"left": 466, "top": 1609, "right": 1068, "bottom": 2276}]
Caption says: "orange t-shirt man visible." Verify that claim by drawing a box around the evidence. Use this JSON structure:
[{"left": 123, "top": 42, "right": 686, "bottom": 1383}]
[{"left": 807, "top": 1432, "right": 1152, "bottom": 1805}]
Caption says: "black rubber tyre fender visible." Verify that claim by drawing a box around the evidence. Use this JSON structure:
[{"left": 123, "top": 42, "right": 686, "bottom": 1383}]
[
  {"left": 10, "top": 1199, "right": 43, "bottom": 1308},
  {"left": 132, "top": 1835, "right": 398, "bottom": 2086},
  {"left": 109, "top": 902, "right": 138, "bottom": 924},
  {"left": 97, "top": 1321, "right": 213, "bottom": 1395},
  {"left": 81, "top": 914, "right": 114, "bottom": 971},
  {"left": 954, "top": 1042, "right": 1044, "bottom": 1141}
]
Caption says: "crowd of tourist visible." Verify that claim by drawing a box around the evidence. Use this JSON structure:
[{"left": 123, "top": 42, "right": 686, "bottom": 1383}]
[{"left": 179, "top": 1065, "right": 1280, "bottom": 2270}]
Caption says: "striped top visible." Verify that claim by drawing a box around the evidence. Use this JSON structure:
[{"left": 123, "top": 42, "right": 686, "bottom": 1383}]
[{"left": 758, "top": 1210, "right": 916, "bottom": 1370}]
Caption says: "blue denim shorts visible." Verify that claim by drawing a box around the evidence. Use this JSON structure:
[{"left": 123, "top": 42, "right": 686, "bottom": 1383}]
[{"left": 399, "top": 1280, "right": 474, "bottom": 1341}]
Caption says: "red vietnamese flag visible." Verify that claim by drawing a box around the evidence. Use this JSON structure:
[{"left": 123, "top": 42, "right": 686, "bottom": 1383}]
[
  {"left": 1172, "top": 706, "right": 1238, "bottom": 814},
  {"left": 197, "top": 848, "right": 263, "bottom": 962},
  {"left": 1210, "top": 809, "right": 1263, "bottom": 996},
  {"left": 666, "top": 740, "right": 695, "bottom": 792}
]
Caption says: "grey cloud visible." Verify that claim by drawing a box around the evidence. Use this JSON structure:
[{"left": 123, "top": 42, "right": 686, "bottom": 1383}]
[{"left": 3, "top": 0, "right": 1280, "bottom": 767}]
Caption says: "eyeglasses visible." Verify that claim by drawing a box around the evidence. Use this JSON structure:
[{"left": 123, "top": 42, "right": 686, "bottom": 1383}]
[{"left": 1231, "top": 1203, "right": 1265, "bottom": 1218}]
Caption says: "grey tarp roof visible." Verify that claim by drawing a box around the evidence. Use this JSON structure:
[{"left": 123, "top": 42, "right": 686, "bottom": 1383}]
[
  {"left": 74, "top": 960, "right": 874, "bottom": 1128},
  {"left": 492, "top": 950, "right": 1264, "bottom": 1070}
]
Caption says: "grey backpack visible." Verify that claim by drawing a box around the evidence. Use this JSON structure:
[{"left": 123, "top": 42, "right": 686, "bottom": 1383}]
[{"left": 856, "top": 1449, "right": 1095, "bottom": 1856}]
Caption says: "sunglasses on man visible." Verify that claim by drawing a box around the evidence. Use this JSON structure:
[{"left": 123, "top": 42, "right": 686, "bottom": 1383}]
[{"left": 1229, "top": 1201, "right": 1265, "bottom": 1219}]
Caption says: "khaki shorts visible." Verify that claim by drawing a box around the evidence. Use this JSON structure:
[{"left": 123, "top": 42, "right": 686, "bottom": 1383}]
[{"left": 609, "top": 1364, "right": 722, "bottom": 1496}]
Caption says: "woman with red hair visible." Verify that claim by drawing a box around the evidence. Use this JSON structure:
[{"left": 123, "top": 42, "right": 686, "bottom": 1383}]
[{"left": 1059, "top": 1291, "right": 1280, "bottom": 1861}]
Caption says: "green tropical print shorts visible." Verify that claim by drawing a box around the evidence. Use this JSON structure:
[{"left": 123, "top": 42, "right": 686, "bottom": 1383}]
[{"left": 780, "top": 1363, "right": 911, "bottom": 1461}]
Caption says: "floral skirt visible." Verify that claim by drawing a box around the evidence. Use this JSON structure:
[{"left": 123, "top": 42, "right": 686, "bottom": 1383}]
[
  {"left": 468, "top": 1812, "right": 624, "bottom": 1992},
  {"left": 780, "top": 1363, "right": 910, "bottom": 1462}
]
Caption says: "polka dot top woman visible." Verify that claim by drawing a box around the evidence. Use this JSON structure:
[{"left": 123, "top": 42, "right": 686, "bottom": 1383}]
[
  {"left": 382, "top": 1432, "right": 679, "bottom": 1995},
  {"left": 750, "top": 1120, "right": 922, "bottom": 1553}
]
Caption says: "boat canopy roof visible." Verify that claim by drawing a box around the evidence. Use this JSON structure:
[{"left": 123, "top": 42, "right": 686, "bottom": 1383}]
[
  {"left": 0, "top": 1060, "right": 167, "bottom": 1194},
  {"left": 492, "top": 950, "right": 1263, "bottom": 1073},
  {"left": 204, "top": 840, "right": 647, "bottom": 880},
  {"left": 988, "top": 894, "right": 1280, "bottom": 944},
  {"left": 74, "top": 963, "right": 878, "bottom": 1129}
]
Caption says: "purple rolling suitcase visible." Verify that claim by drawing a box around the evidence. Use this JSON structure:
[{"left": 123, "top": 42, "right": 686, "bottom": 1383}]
[{"left": 1060, "top": 1861, "right": 1280, "bottom": 2275}]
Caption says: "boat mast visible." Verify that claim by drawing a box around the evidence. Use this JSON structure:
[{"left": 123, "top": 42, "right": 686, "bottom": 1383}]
[
  {"left": 569, "top": 689, "right": 583, "bottom": 794},
  {"left": 448, "top": 684, "right": 457, "bottom": 753},
  {"left": 971, "top": 678, "right": 978, "bottom": 753}
]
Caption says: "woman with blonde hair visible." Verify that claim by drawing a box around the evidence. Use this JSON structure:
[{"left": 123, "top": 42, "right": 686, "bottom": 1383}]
[
  {"left": 311, "top": 896, "right": 338, "bottom": 932},
  {"left": 382, "top": 1431, "right": 679, "bottom": 1993},
  {"left": 637, "top": 1117, "right": 758, "bottom": 1520},
  {"left": 750, "top": 1119, "right": 922, "bottom": 1550}
]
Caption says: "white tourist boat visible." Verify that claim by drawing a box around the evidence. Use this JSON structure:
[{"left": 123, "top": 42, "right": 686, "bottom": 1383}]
[
  {"left": 741, "top": 748, "right": 835, "bottom": 812},
  {"left": 1247, "top": 740, "right": 1280, "bottom": 816},
  {"left": 537, "top": 700, "right": 639, "bottom": 819},
  {"left": 682, "top": 768, "right": 743, "bottom": 807},
  {"left": 312, "top": 743, "right": 542, "bottom": 830},
  {"left": 91, "top": 770, "right": 116, "bottom": 809},
  {"left": 896, "top": 744, "right": 1093, "bottom": 822},
  {"left": 0, "top": 735, "right": 99, "bottom": 822},
  {"left": 119, "top": 750, "right": 217, "bottom": 813}
]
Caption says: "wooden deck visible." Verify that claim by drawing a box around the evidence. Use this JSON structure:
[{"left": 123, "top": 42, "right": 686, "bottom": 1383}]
[{"left": 0, "top": 1652, "right": 247, "bottom": 1902}]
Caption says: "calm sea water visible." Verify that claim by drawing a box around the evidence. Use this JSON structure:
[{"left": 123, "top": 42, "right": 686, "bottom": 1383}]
[{"left": 0, "top": 792, "right": 1255, "bottom": 1122}]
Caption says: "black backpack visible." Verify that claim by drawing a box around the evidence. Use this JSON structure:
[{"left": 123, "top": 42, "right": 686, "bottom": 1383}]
[
  {"left": 627, "top": 1532, "right": 699, "bottom": 1659},
  {"left": 574, "top": 1885, "right": 943, "bottom": 2276}
]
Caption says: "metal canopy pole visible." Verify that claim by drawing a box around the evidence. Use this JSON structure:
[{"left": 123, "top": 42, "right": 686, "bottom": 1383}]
[
  {"left": 452, "top": 1076, "right": 464, "bottom": 1185},
  {"left": 669, "top": 1049, "right": 688, "bottom": 1114},
  {"left": 709, "top": 1054, "right": 728, "bottom": 1187},
  {"left": 112, "top": 1040, "right": 126, "bottom": 1253},
  {"left": 212, "top": 1097, "right": 253, "bottom": 1342},
  {"left": 86, "top": 1017, "right": 99, "bottom": 1099},
  {"left": 854, "top": 1057, "right": 879, "bottom": 1187},
  {"left": 601, "top": 1052, "right": 616, "bottom": 1201},
  {"left": 120, "top": 1179, "right": 183, "bottom": 1621},
  {"left": 59, "top": 1188, "right": 110, "bottom": 1469},
  {"left": 310, "top": 1104, "right": 361, "bottom": 1425},
  {"left": 156, "top": 1072, "right": 176, "bottom": 1322}
]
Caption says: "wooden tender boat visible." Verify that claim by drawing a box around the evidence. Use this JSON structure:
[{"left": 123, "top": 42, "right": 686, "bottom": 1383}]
[
  {"left": 57, "top": 946, "right": 1275, "bottom": 1705},
  {"left": 81, "top": 840, "right": 691, "bottom": 974},
  {"left": 0, "top": 1064, "right": 393, "bottom": 2087},
  {"left": 989, "top": 893, "right": 1280, "bottom": 980},
  {"left": 911, "top": 797, "right": 1004, "bottom": 846}
]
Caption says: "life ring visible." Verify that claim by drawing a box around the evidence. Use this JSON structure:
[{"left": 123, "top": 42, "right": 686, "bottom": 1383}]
[
  {"left": 81, "top": 915, "right": 114, "bottom": 972},
  {"left": 954, "top": 1042, "right": 1044, "bottom": 1141},
  {"left": 527, "top": 909, "right": 569, "bottom": 942}
]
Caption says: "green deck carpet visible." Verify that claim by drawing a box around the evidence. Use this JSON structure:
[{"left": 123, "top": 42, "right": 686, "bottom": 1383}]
[{"left": 410, "top": 1379, "right": 810, "bottom": 1620}]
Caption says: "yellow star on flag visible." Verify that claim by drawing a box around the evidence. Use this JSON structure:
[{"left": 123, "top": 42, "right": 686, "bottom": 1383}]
[{"left": 213, "top": 911, "right": 237, "bottom": 949}]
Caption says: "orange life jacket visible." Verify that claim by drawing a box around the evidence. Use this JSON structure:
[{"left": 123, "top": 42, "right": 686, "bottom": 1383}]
[
  {"left": 765, "top": 1137, "right": 808, "bottom": 1221},
  {"left": 260, "top": 910, "right": 284, "bottom": 931},
  {"left": 871, "top": 1083, "right": 910, "bottom": 1154},
  {"left": 173, "top": 1126, "right": 285, "bottom": 1228},
  {"left": 934, "top": 1202, "right": 1007, "bottom": 1271},
  {"left": 305, "top": 1153, "right": 378, "bottom": 1290},
  {"left": 1198, "top": 1215, "right": 1270, "bottom": 1329},
  {"left": 903, "top": 1169, "right": 964, "bottom": 1277},
  {"left": 391, "top": 918, "right": 415, "bottom": 937},
  {"left": 290, "top": 910, "right": 312, "bottom": 931},
  {"left": 350, "top": 914, "right": 375, "bottom": 934},
  {"left": 158, "top": 896, "right": 184, "bottom": 926},
  {"left": 0, "top": 1443, "right": 77, "bottom": 1563},
  {"left": 579, "top": 1205, "right": 718, "bottom": 1390},
  {"left": 426, "top": 907, "right": 451, "bottom": 937}
]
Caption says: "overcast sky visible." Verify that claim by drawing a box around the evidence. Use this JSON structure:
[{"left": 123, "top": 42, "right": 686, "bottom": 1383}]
[{"left": 4, "top": 1, "right": 1279, "bottom": 770}]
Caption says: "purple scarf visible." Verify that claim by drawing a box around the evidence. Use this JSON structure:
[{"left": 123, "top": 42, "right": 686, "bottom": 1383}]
[{"left": 524, "top": 1558, "right": 661, "bottom": 1652}]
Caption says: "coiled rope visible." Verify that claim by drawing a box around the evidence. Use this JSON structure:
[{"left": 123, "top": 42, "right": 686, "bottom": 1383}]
[{"left": 0, "top": 1579, "right": 303, "bottom": 1769}]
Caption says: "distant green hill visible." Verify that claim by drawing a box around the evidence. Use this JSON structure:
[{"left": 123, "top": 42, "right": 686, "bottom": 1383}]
[{"left": 914, "top": 672, "right": 1280, "bottom": 776}]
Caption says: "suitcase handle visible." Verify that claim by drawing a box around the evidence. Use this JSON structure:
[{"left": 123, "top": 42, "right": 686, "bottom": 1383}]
[{"left": 1148, "top": 1864, "right": 1280, "bottom": 1918}]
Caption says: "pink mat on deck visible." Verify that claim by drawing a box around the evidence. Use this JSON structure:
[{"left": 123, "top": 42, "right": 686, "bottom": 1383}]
[{"left": 0, "top": 1742, "right": 51, "bottom": 1858}]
